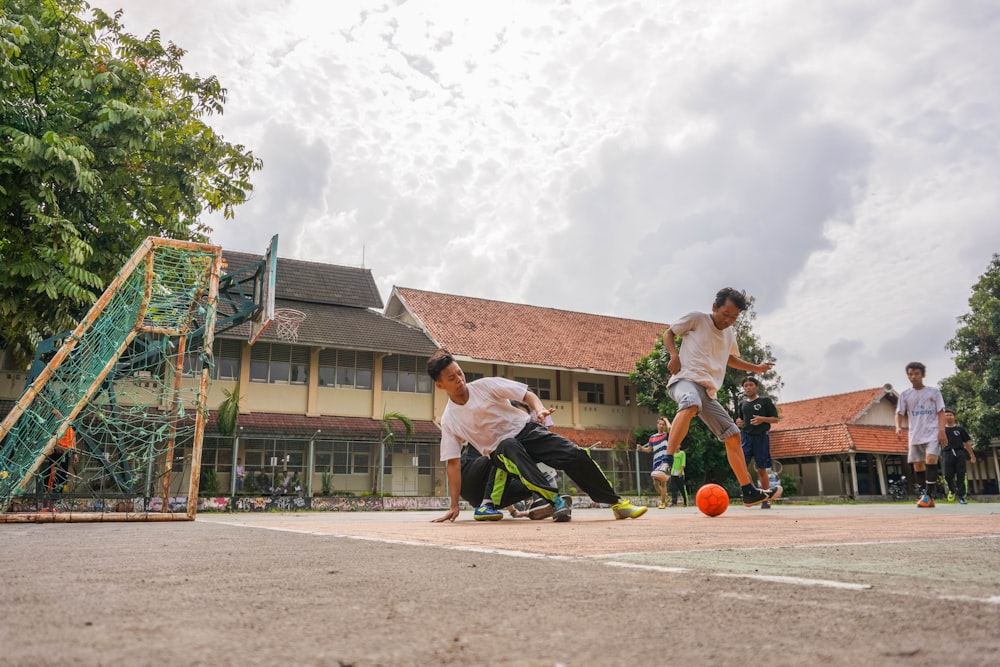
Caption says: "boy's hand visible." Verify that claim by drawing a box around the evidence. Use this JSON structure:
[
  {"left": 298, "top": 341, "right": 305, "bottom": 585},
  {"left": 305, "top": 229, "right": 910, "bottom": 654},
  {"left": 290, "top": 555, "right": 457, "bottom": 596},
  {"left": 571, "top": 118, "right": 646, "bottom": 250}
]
[
  {"left": 755, "top": 361, "right": 774, "bottom": 373},
  {"left": 667, "top": 355, "right": 681, "bottom": 375}
]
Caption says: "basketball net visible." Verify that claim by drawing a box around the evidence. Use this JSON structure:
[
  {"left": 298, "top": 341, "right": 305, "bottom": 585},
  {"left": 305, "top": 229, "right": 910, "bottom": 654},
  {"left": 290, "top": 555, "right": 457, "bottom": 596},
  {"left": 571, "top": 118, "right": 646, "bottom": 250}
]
[{"left": 272, "top": 308, "right": 306, "bottom": 342}]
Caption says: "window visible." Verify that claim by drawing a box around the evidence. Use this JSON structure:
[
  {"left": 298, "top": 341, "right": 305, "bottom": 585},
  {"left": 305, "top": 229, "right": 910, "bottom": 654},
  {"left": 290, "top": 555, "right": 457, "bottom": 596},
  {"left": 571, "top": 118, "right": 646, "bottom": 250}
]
[
  {"left": 180, "top": 339, "right": 242, "bottom": 379},
  {"left": 417, "top": 453, "right": 431, "bottom": 476},
  {"left": 249, "top": 343, "right": 309, "bottom": 384},
  {"left": 318, "top": 349, "right": 374, "bottom": 389},
  {"left": 200, "top": 436, "right": 234, "bottom": 473},
  {"left": 215, "top": 339, "right": 241, "bottom": 380},
  {"left": 515, "top": 376, "right": 551, "bottom": 400},
  {"left": 465, "top": 372, "right": 485, "bottom": 382},
  {"left": 578, "top": 381, "right": 605, "bottom": 404},
  {"left": 329, "top": 441, "right": 371, "bottom": 474},
  {"left": 382, "top": 355, "right": 432, "bottom": 393}
]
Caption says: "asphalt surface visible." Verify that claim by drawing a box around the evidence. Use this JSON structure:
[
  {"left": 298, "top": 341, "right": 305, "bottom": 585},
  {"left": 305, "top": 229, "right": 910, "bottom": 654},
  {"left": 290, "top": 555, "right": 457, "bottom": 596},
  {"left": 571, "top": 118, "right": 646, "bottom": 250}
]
[{"left": 2, "top": 502, "right": 999, "bottom": 666}]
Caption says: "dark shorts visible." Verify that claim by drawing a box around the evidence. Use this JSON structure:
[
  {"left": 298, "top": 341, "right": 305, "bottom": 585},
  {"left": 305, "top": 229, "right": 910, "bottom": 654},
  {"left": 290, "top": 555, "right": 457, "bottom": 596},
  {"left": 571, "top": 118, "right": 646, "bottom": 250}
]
[{"left": 741, "top": 432, "right": 771, "bottom": 469}]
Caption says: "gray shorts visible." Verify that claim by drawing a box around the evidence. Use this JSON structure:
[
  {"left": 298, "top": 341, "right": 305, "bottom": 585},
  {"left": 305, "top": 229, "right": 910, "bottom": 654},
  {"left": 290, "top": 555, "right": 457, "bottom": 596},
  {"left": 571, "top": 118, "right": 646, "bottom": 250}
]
[
  {"left": 668, "top": 379, "right": 740, "bottom": 442},
  {"left": 908, "top": 441, "right": 941, "bottom": 463}
]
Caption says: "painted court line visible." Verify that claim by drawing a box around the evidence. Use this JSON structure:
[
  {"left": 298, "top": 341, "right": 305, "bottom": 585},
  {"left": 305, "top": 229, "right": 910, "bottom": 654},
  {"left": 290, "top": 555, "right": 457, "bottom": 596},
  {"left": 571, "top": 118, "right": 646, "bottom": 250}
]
[
  {"left": 212, "top": 519, "right": 875, "bottom": 591},
  {"left": 713, "top": 572, "right": 872, "bottom": 590}
]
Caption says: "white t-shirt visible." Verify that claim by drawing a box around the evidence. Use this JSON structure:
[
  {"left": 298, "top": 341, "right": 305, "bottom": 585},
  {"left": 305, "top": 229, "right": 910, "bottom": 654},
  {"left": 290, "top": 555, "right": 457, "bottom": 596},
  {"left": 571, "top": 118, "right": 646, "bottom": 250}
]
[
  {"left": 439, "top": 377, "right": 530, "bottom": 461},
  {"left": 896, "top": 385, "right": 945, "bottom": 445},
  {"left": 666, "top": 311, "right": 739, "bottom": 397}
]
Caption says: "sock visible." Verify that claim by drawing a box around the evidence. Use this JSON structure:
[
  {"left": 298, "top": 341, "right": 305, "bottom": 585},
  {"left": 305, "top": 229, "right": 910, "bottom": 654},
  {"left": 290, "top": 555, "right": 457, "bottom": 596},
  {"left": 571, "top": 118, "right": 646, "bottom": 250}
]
[
  {"left": 925, "top": 464, "right": 939, "bottom": 498},
  {"left": 663, "top": 454, "right": 674, "bottom": 470},
  {"left": 915, "top": 469, "right": 927, "bottom": 493}
]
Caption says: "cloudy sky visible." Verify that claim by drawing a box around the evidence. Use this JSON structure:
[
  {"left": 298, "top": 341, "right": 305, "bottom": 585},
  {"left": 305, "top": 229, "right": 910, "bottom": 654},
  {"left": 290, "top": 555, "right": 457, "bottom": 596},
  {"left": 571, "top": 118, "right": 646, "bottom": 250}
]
[{"left": 90, "top": 0, "right": 1000, "bottom": 402}]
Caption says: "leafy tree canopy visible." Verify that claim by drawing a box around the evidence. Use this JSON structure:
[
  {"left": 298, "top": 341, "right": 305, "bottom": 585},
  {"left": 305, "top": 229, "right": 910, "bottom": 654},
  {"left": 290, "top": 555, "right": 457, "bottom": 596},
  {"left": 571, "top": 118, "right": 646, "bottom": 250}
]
[
  {"left": 0, "top": 0, "right": 261, "bottom": 363},
  {"left": 941, "top": 253, "right": 1000, "bottom": 449},
  {"left": 630, "top": 297, "right": 781, "bottom": 489}
]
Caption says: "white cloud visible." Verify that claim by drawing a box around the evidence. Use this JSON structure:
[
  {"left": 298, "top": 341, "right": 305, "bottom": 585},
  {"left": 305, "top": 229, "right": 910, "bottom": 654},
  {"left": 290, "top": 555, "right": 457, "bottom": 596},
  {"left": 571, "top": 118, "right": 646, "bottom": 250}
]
[{"left": 89, "top": 0, "right": 1000, "bottom": 401}]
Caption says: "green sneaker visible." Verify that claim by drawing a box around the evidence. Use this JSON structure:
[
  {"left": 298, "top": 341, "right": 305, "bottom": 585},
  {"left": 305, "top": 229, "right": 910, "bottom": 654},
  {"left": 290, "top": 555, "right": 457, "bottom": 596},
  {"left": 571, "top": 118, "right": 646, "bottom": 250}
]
[
  {"left": 611, "top": 500, "right": 647, "bottom": 520},
  {"left": 551, "top": 494, "right": 572, "bottom": 522}
]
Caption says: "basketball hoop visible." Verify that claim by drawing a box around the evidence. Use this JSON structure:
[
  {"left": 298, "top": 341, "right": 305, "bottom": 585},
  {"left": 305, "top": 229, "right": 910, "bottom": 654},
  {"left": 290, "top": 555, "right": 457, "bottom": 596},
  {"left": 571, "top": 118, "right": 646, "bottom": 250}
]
[{"left": 272, "top": 308, "right": 306, "bottom": 342}]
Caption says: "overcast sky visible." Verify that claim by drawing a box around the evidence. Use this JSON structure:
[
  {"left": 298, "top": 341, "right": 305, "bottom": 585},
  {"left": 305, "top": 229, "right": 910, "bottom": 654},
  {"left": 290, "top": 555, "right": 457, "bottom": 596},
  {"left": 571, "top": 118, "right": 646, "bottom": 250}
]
[{"left": 90, "top": 0, "right": 1000, "bottom": 402}]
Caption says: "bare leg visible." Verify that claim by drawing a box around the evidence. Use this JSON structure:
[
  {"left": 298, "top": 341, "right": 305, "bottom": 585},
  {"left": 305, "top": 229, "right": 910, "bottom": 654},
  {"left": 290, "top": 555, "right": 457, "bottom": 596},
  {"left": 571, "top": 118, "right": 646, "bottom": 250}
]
[
  {"left": 725, "top": 434, "right": 752, "bottom": 486},
  {"left": 654, "top": 479, "right": 667, "bottom": 506},
  {"left": 757, "top": 468, "right": 769, "bottom": 489},
  {"left": 666, "top": 406, "right": 697, "bottom": 455}
]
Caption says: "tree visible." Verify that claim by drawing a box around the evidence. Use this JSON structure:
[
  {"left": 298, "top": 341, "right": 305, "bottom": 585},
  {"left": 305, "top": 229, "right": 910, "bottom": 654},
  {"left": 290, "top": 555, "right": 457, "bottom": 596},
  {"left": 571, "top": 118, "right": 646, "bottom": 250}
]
[
  {"left": 373, "top": 411, "right": 414, "bottom": 496},
  {"left": 941, "top": 253, "right": 1000, "bottom": 449},
  {"left": 629, "top": 297, "right": 781, "bottom": 489},
  {"left": 0, "top": 0, "right": 261, "bottom": 363}
]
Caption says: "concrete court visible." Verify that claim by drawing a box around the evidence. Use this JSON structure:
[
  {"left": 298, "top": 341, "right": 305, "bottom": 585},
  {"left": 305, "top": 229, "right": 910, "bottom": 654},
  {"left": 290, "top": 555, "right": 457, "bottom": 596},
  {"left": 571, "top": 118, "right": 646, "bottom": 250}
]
[{"left": 1, "top": 502, "right": 999, "bottom": 667}]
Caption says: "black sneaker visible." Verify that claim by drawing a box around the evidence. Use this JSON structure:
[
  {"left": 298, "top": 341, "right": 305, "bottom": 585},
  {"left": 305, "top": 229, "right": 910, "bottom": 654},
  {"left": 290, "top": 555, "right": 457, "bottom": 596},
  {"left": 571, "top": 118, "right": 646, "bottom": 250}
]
[
  {"left": 742, "top": 485, "right": 782, "bottom": 507},
  {"left": 527, "top": 496, "right": 554, "bottom": 520}
]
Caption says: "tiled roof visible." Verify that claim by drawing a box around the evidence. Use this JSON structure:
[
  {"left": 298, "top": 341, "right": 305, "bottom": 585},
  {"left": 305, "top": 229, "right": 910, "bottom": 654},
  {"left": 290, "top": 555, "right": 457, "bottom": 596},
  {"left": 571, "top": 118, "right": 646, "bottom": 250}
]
[
  {"left": 768, "top": 386, "right": 903, "bottom": 458},
  {"left": 771, "top": 386, "right": 894, "bottom": 431},
  {"left": 207, "top": 412, "right": 441, "bottom": 442},
  {"left": 390, "top": 287, "right": 668, "bottom": 374},
  {"left": 221, "top": 298, "right": 438, "bottom": 356},
  {"left": 771, "top": 424, "right": 905, "bottom": 458},
  {"left": 549, "top": 426, "right": 635, "bottom": 448},
  {"left": 224, "top": 250, "right": 383, "bottom": 309}
]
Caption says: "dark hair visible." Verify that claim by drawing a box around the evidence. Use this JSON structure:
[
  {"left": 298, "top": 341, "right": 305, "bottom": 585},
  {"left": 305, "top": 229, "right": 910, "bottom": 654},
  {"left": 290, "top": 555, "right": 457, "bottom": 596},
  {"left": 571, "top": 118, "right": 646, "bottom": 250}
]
[
  {"left": 943, "top": 408, "right": 955, "bottom": 415},
  {"left": 427, "top": 348, "right": 455, "bottom": 381},
  {"left": 743, "top": 376, "right": 760, "bottom": 387},
  {"left": 905, "top": 361, "right": 927, "bottom": 375},
  {"left": 714, "top": 287, "right": 748, "bottom": 311}
]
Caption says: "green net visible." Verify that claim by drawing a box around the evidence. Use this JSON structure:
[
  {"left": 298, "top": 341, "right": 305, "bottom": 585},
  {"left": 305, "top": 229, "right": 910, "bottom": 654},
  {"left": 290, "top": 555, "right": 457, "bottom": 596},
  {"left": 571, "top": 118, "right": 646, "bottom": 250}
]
[{"left": 0, "top": 239, "right": 221, "bottom": 517}]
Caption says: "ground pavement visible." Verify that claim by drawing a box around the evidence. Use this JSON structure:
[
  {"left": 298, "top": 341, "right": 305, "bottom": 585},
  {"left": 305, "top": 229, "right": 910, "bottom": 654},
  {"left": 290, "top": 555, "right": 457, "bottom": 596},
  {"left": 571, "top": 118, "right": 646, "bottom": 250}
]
[{"left": 2, "top": 502, "right": 998, "bottom": 666}]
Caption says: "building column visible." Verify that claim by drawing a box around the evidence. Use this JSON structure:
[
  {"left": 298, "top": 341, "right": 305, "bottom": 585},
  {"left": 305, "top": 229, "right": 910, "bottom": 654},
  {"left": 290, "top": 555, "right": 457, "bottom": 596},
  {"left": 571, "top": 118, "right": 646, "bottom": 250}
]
[
  {"left": 848, "top": 452, "right": 859, "bottom": 498},
  {"left": 814, "top": 456, "right": 824, "bottom": 497},
  {"left": 306, "top": 347, "right": 320, "bottom": 417},
  {"left": 239, "top": 342, "right": 251, "bottom": 414},
  {"left": 372, "top": 353, "right": 385, "bottom": 419},
  {"left": 875, "top": 454, "right": 888, "bottom": 495},
  {"left": 569, "top": 371, "right": 581, "bottom": 428}
]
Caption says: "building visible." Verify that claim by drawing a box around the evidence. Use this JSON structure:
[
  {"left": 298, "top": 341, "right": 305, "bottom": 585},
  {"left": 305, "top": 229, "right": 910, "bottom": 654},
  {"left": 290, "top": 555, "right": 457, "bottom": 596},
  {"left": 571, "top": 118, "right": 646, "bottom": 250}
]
[
  {"left": 770, "top": 385, "right": 1000, "bottom": 497},
  {"left": 385, "top": 287, "right": 665, "bottom": 491},
  {"left": 1, "top": 250, "right": 666, "bottom": 503}
]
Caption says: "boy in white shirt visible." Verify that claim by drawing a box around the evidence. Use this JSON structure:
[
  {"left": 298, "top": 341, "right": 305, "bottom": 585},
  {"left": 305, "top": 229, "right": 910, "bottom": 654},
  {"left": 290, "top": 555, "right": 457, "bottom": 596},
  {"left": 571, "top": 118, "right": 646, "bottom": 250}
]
[
  {"left": 660, "top": 287, "right": 781, "bottom": 507},
  {"left": 428, "top": 349, "right": 647, "bottom": 523}
]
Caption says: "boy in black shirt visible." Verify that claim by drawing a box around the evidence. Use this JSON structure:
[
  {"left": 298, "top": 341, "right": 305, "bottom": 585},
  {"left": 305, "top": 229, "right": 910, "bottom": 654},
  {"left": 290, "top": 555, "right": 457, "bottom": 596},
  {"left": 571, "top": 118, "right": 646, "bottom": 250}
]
[
  {"left": 942, "top": 409, "right": 976, "bottom": 504},
  {"left": 736, "top": 377, "right": 780, "bottom": 509}
]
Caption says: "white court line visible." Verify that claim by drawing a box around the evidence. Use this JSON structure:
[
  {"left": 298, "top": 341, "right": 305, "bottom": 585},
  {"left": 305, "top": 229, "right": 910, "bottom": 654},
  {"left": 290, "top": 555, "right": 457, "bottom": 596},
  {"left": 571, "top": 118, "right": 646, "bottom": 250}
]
[
  {"left": 714, "top": 572, "right": 871, "bottom": 590},
  {"left": 605, "top": 562, "right": 690, "bottom": 574},
  {"left": 206, "top": 518, "right": 1000, "bottom": 603},
  {"left": 211, "top": 520, "right": 866, "bottom": 589}
]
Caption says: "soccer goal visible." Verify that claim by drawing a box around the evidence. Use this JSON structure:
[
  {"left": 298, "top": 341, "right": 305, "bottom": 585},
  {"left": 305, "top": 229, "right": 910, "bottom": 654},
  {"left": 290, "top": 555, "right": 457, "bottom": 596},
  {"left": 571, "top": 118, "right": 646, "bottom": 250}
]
[{"left": 0, "top": 238, "right": 224, "bottom": 521}]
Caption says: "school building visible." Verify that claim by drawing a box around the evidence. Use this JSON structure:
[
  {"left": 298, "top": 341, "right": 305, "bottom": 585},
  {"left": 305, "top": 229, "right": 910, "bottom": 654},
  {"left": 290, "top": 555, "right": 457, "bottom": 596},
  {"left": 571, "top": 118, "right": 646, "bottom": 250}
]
[{"left": 2, "top": 248, "right": 999, "bottom": 505}]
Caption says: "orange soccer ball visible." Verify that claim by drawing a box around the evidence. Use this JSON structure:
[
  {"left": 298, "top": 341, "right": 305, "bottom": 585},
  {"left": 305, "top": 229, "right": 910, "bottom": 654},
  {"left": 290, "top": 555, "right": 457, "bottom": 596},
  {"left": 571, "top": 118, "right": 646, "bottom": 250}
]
[{"left": 695, "top": 483, "right": 730, "bottom": 517}]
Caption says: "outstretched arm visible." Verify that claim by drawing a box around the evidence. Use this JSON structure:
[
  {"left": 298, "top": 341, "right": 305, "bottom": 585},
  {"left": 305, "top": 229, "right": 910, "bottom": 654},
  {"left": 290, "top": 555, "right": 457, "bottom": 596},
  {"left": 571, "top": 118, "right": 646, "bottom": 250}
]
[
  {"left": 728, "top": 355, "right": 773, "bottom": 374},
  {"left": 432, "top": 459, "right": 463, "bottom": 522}
]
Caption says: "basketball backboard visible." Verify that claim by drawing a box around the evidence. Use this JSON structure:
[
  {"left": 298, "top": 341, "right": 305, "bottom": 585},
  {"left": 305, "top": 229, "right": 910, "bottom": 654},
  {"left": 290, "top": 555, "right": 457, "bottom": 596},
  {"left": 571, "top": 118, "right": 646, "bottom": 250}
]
[{"left": 248, "top": 235, "right": 278, "bottom": 345}]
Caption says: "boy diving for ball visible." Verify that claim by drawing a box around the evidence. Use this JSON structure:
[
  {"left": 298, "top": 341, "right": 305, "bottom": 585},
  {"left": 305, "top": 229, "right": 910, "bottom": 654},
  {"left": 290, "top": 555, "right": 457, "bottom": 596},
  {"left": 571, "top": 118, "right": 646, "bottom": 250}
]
[
  {"left": 428, "top": 348, "right": 647, "bottom": 523},
  {"left": 660, "top": 288, "right": 781, "bottom": 507}
]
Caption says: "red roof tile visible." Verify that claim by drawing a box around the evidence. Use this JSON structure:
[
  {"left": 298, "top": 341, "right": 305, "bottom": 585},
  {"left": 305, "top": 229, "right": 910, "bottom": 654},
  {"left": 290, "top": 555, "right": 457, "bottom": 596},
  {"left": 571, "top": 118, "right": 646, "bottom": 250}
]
[
  {"left": 771, "top": 386, "right": 895, "bottom": 431},
  {"left": 549, "top": 426, "right": 635, "bottom": 448},
  {"left": 771, "top": 424, "right": 905, "bottom": 458},
  {"left": 207, "top": 412, "right": 441, "bottom": 441},
  {"left": 392, "top": 287, "right": 668, "bottom": 374},
  {"left": 767, "top": 386, "right": 904, "bottom": 458}
]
